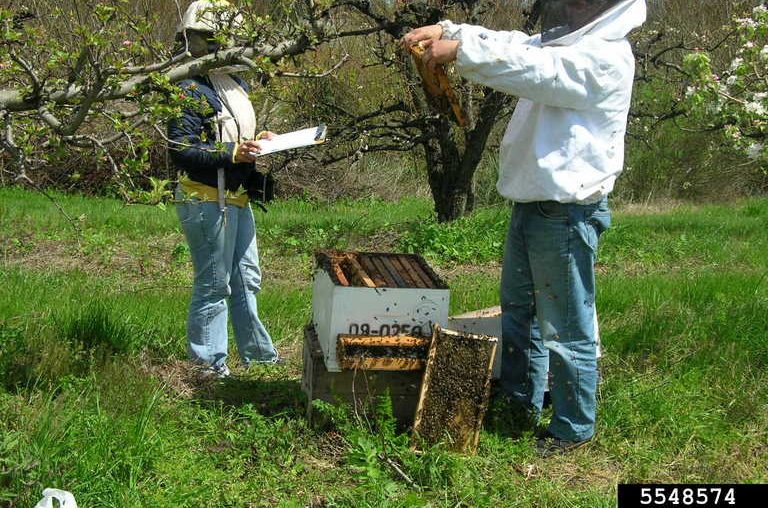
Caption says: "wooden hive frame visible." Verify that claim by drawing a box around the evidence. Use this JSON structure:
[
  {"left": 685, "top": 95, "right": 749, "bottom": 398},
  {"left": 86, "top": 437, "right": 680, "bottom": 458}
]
[
  {"left": 337, "top": 334, "right": 430, "bottom": 371},
  {"left": 412, "top": 325, "right": 498, "bottom": 454},
  {"left": 406, "top": 42, "right": 467, "bottom": 127}
]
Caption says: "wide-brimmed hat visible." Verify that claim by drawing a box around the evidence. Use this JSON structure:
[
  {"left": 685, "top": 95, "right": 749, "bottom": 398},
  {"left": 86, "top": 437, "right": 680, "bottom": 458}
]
[{"left": 177, "top": 0, "right": 240, "bottom": 34}]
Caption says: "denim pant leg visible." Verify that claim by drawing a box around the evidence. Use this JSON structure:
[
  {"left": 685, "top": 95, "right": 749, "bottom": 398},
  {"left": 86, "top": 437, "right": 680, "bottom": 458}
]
[
  {"left": 228, "top": 204, "right": 278, "bottom": 364},
  {"left": 501, "top": 200, "right": 610, "bottom": 442},
  {"left": 500, "top": 206, "right": 549, "bottom": 417},
  {"left": 176, "top": 196, "right": 235, "bottom": 368},
  {"left": 529, "top": 200, "right": 610, "bottom": 441}
]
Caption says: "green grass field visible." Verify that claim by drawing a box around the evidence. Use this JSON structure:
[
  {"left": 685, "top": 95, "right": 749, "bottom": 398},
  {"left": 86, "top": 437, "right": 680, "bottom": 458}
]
[{"left": 1, "top": 187, "right": 766, "bottom": 507}]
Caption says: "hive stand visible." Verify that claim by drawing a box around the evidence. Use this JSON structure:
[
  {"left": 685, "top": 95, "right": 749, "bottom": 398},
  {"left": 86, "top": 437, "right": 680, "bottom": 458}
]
[{"left": 301, "top": 325, "right": 423, "bottom": 428}]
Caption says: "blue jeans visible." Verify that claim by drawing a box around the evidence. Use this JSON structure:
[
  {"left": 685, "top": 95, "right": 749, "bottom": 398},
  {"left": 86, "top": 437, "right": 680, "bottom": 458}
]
[
  {"left": 175, "top": 190, "right": 278, "bottom": 368},
  {"left": 499, "top": 198, "right": 610, "bottom": 442}
]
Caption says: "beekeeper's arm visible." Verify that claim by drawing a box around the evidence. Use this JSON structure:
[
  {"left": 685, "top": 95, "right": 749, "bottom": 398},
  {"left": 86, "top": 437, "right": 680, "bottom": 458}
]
[
  {"left": 438, "top": 20, "right": 530, "bottom": 47},
  {"left": 441, "top": 23, "right": 625, "bottom": 110}
]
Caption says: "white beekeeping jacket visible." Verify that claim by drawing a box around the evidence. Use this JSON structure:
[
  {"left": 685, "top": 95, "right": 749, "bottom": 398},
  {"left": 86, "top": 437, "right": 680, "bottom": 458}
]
[{"left": 440, "top": 0, "right": 647, "bottom": 204}]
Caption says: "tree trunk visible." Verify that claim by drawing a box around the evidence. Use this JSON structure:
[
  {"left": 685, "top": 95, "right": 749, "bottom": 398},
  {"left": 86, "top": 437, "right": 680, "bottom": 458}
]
[
  {"left": 431, "top": 175, "right": 475, "bottom": 222},
  {"left": 425, "top": 148, "right": 477, "bottom": 222},
  {"left": 423, "top": 90, "right": 510, "bottom": 222},
  {"left": 423, "top": 116, "right": 473, "bottom": 222}
]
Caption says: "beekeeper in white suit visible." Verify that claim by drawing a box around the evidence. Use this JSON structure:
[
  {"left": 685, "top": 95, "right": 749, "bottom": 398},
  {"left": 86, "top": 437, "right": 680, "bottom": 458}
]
[
  {"left": 403, "top": 0, "right": 647, "bottom": 455},
  {"left": 169, "top": 0, "right": 281, "bottom": 379}
]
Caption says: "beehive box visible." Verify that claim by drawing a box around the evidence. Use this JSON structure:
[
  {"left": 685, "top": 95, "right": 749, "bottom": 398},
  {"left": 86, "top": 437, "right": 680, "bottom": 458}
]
[
  {"left": 302, "top": 325, "right": 423, "bottom": 427},
  {"left": 413, "top": 326, "right": 497, "bottom": 454},
  {"left": 312, "top": 251, "right": 450, "bottom": 372}
]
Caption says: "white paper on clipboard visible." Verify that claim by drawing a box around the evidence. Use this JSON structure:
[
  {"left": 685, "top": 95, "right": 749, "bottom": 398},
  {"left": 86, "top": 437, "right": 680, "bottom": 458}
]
[{"left": 250, "top": 124, "right": 327, "bottom": 156}]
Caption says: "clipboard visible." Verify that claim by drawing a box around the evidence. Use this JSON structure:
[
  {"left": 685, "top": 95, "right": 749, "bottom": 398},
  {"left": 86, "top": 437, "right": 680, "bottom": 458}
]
[{"left": 250, "top": 124, "right": 327, "bottom": 156}]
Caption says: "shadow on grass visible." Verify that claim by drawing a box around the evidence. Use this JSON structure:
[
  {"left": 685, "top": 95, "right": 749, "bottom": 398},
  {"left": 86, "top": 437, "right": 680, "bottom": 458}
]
[{"left": 194, "top": 370, "right": 308, "bottom": 418}]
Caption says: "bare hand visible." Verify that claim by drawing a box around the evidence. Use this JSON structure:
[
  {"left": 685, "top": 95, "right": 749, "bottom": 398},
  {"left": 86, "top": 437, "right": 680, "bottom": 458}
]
[
  {"left": 401, "top": 24, "right": 443, "bottom": 49},
  {"left": 235, "top": 139, "right": 265, "bottom": 163},
  {"left": 256, "top": 130, "right": 276, "bottom": 141},
  {"left": 421, "top": 39, "right": 460, "bottom": 73}
]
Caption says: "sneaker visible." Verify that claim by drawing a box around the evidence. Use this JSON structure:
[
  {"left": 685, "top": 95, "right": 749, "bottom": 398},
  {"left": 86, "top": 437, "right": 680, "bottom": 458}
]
[
  {"left": 535, "top": 430, "right": 591, "bottom": 457},
  {"left": 198, "top": 363, "right": 231, "bottom": 380},
  {"left": 249, "top": 355, "right": 286, "bottom": 367}
]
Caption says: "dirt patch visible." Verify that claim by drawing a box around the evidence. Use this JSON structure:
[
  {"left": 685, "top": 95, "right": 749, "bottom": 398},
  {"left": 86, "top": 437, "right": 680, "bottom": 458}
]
[
  {"left": 140, "top": 357, "right": 221, "bottom": 400},
  {"left": 1, "top": 231, "right": 188, "bottom": 282},
  {"left": 537, "top": 451, "right": 622, "bottom": 490},
  {"left": 2, "top": 236, "right": 85, "bottom": 273},
  {"left": 314, "top": 430, "right": 348, "bottom": 466},
  {"left": 614, "top": 200, "right": 691, "bottom": 215}
]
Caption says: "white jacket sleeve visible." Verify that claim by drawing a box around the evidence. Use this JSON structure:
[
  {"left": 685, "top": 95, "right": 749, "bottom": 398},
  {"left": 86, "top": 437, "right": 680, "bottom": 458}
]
[
  {"left": 439, "top": 20, "right": 529, "bottom": 46},
  {"left": 454, "top": 28, "right": 627, "bottom": 110}
]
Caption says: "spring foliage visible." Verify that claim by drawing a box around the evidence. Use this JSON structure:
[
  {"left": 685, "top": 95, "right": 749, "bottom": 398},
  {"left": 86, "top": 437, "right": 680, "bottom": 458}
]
[{"left": 684, "top": 4, "right": 768, "bottom": 168}]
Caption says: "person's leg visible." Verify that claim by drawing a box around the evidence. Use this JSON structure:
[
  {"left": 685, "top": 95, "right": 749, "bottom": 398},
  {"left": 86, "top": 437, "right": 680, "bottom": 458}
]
[
  {"left": 525, "top": 199, "right": 610, "bottom": 442},
  {"left": 176, "top": 191, "right": 235, "bottom": 370},
  {"left": 228, "top": 204, "right": 278, "bottom": 365},
  {"left": 500, "top": 203, "right": 549, "bottom": 418}
]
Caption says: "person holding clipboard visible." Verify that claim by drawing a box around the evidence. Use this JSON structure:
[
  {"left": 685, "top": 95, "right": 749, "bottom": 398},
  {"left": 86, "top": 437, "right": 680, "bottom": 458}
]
[{"left": 167, "top": 0, "right": 282, "bottom": 378}]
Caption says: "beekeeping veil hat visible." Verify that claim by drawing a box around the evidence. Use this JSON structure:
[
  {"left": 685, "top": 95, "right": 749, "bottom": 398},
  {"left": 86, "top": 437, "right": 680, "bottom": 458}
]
[
  {"left": 176, "top": 0, "right": 249, "bottom": 72},
  {"left": 539, "top": 0, "right": 630, "bottom": 43},
  {"left": 177, "top": 0, "right": 243, "bottom": 38}
]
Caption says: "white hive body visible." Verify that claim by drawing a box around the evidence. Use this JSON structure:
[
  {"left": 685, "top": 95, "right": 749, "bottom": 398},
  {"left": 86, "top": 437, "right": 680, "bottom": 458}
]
[{"left": 311, "top": 252, "right": 450, "bottom": 373}]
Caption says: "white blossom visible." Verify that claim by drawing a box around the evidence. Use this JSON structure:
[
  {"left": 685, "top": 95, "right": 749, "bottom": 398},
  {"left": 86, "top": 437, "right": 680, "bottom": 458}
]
[
  {"left": 705, "top": 101, "right": 723, "bottom": 115},
  {"left": 745, "top": 101, "right": 767, "bottom": 116},
  {"left": 746, "top": 143, "right": 764, "bottom": 161},
  {"left": 736, "top": 17, "right": 758, "bottom": 29}
]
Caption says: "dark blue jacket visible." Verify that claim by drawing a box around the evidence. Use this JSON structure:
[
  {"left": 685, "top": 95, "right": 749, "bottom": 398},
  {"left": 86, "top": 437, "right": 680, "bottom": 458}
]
[{"left": 167, "top": 75, "right": 255, "bottom": 192}]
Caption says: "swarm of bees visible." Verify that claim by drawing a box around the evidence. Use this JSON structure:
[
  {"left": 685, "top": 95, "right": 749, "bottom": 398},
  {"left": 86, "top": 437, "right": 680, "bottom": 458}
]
[{"left": 413, "top": 325, "right": 497, "bottom": 453}]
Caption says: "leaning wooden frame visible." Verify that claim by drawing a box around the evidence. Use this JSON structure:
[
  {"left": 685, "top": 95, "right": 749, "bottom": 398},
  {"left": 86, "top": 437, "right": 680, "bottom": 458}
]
[{"left": 413, "top": 325, "right": 498, "bottom": 453}]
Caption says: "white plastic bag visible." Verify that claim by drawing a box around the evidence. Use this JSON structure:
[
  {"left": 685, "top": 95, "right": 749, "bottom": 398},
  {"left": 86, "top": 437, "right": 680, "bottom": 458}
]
[{"left": 33, "top": 488, "right": 78, "bottom": 508}]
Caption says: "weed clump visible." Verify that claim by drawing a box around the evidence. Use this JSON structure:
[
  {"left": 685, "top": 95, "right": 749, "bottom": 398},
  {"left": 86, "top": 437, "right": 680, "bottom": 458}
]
[{"left": 0, "top": 323, "right": 31, "bottom": 391}]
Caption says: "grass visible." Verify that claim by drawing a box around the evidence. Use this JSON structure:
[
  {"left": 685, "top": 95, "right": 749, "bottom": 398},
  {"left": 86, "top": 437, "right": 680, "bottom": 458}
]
[{"left": 1, "top": 187, "right": 767, "bottom": 507}]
